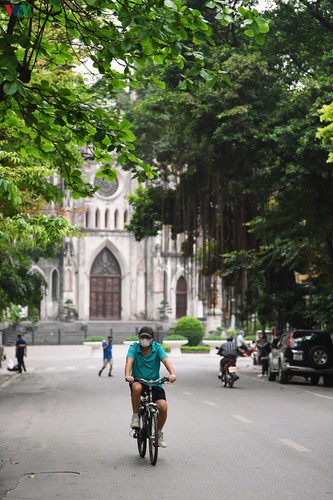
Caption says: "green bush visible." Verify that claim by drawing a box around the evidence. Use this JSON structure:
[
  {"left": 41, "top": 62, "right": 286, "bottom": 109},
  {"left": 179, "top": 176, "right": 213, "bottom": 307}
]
[
  {"left": 125, "top": 336, "right": 138, "bottom": 341},
  {"left": 226, "top": 329, "right": 238, "bottom": 336},
  {"left": 181, "top": 345, "right": 210, "bottom": 353},
  {"left": 163, "top": 334, "right": 188, "bottom": 341},
  {"left": 170, "top": 316, "right": 205, "bottom": 346},
  {"left": 84, "top": 336, "right": 105, "bottom": 342},
  {"left": 206, "top": 335, "right": 223, "bottom": 340}
]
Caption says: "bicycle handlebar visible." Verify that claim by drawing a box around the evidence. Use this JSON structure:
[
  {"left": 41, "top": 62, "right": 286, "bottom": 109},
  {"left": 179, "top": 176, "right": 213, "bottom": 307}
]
[{"left": 133, "top": 377, "right": 169, "bottom": 385}]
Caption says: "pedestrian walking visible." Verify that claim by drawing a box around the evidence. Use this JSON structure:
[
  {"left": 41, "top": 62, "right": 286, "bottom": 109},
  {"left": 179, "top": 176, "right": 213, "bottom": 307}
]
[
  {"left": 16, "top": 334, "right": 27, "bottom": 373},
  {"left": 99, "top": 336, "right": 113, "bottom": 377},
  {"left": 257, "top": 334, "right": 271, "bottom": 377}
]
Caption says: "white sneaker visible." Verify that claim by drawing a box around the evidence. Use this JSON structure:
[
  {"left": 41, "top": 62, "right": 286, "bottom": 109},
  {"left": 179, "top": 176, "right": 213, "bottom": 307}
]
[
  {"left": 158, "top": 430, "right": 166, "bottom": 448},
  {"left": 257, "top": 374, "right": 264, "bottom": 377},
  {"left": 131, "top": 414, "right": 139, "bottom": 428}
]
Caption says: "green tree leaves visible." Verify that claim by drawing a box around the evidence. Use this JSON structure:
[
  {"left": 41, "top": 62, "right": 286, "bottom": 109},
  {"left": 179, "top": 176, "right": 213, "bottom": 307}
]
[
  {"left": 238, "top": 6, "right": 269, "bottom": 45},
  {"left": 122, "top": 1, "right": 333, "bottom": 329},
  {"left": 0, "top": 0, "right": 269, "bottom": 320}
]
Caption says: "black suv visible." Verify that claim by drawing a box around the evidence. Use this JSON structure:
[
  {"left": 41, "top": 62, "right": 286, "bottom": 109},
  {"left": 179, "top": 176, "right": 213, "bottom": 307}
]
[{"left": 268, "top": 330, "right": 333, "bottom": 386}]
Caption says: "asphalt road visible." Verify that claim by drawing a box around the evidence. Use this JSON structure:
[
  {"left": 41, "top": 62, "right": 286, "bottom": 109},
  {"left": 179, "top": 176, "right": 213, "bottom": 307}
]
[{"left": 1, "top": 346, "right": 333, "bottom": 500}]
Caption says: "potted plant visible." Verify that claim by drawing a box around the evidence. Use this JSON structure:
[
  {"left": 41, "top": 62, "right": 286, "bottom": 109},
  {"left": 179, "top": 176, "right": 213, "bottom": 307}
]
[
  {"left": 83, "top": 336, "right": 105, "bottom": 358},
  {"left": 63, "top": 299, "right": 78, "bottom": 323},
  {"left": 162, "top": 334, "right": 188, "bottom": 356},
  {"left": 158, "top": 300, "right": 172, "bottom": 322}
]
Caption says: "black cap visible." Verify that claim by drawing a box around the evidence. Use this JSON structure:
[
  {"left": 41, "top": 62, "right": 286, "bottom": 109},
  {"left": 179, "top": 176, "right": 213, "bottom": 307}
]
[{"left": 138, "top": 326, "right": 154, "bottom": 338}]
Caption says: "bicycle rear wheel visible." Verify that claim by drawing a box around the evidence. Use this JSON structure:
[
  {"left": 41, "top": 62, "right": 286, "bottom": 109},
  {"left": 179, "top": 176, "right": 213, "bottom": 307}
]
[
  {"left": 137, "top": 415, "right": 147, "bottom": 458},
  {"left": 148, "top": 411, "right": 159, "bottom": 465}
]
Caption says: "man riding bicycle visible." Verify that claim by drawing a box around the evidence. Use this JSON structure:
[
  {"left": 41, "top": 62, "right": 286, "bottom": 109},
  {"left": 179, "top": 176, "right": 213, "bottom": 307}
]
[{"left": 125, "top": 326, "right": 177, "bottom": 448}]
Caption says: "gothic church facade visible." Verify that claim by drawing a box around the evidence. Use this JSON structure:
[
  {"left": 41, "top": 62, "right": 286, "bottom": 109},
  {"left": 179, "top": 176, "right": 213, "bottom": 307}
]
[{"left": 35, "top": 157, "right": 203, "bottom": 324}]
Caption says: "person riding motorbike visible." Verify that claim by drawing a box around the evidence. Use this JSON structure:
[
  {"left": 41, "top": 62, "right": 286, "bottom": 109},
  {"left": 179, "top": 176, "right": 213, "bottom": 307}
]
[
  {"left": 217, "top": 335, "right": 239, "bottom": 380},
  {"left": 237, "top": 330, "right": 256, "bottom": 357}
]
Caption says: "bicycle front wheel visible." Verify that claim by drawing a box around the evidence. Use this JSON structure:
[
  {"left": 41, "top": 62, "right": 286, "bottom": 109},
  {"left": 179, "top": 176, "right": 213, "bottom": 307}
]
[
  {"left": 148, "top": 411, "right": 159, "bottom": 465},
  {"left": 137, "top": 415, "right": 147, "bottom": 458}
]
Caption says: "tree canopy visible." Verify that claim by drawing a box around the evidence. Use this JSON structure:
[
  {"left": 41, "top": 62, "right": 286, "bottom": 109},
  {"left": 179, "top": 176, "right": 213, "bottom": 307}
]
[
  {"left": 0, "top": 1, "right": 269, "bottom": 320},
  {"left": 0, "top": 1, "right": 268, "bottom": 241},
  {"left": 123, "top": 0, "right": 333, "bottom": 330}
]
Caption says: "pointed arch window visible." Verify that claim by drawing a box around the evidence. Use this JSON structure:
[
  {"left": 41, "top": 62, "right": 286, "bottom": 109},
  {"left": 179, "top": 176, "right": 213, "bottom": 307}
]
[
  {"left": 51, "top": 269, "right": 59, "bottom": 301},
  {"left": 95, "top": 209, "right": 100, "bottom": 228},
  {"left": 105, "top": 208, "right": 110, "bottom": 229},
  {"left": 114, "top": 209, "right": 119, "bottom": 229},
  {"left": 176, "top": 276, "right": 187, "bottom": 318}
]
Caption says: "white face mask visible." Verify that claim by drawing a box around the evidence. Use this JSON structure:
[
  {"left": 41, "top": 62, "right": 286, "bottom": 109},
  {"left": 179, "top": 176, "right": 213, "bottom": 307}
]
[{"left": 140, "top": 337, "right": 152, "bottom": 348}]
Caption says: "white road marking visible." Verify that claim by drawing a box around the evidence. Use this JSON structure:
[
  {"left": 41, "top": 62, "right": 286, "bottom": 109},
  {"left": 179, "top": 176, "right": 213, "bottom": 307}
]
[
  {"left": 87, "top": 365, "right": 97, "bottom": 369},
  {"left": 203, "top": 400, "right": 217, "bottom": 406},
  {"left": 279, "top": 439, "right": 311, "bottom": 452},
  {"left": 232, "top": 415, "right": 252, "bottom": 424},
  {"left": 183, "top": 391, "right": 192, "bottom": 396},
  {"left": 46, "top": 367, "right": 55, "bottom": 371},
  {"left": 305, "top": 391, "right": 333, "bottom": 401},
  {"left": 66, "top": 366, "right": 76, "bottom": 370}
]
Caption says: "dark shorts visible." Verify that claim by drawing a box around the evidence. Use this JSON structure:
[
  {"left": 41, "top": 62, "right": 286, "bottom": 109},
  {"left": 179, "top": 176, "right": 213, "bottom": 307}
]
[{"left": 130, "top": 383, "right": 166, "bottom": 402}]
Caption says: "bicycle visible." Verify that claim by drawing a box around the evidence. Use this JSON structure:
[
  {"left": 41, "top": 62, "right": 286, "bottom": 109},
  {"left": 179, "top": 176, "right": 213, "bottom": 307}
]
[{"left": 132, "top": 376, "right": 169, "bottom": 465}]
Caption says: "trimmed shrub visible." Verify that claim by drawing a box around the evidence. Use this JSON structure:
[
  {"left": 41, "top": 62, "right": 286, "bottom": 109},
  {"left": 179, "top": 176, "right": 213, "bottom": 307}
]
[
  {"left": 181, "top": 345, "right": 210, "bottom": 353},
  {"left": 84, "top": 336, "right": 105, "bottom": 342},
  {"left": 170, "top": 316, "right": 204, "bottom": 346},
  {"left": 163, "top": 334, "right": 188, "bottom": 341}
]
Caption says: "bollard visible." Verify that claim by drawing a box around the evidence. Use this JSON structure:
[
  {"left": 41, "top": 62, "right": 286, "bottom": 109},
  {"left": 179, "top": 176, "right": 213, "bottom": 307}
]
[{"left": 58, "top": 328, "right": 61, "bottom": 345}]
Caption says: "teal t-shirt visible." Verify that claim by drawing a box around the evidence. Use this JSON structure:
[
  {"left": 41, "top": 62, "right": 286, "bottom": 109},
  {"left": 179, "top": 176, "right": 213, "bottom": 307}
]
[{"left": 127, "top": 341, "right": 167, "bottom": 384}]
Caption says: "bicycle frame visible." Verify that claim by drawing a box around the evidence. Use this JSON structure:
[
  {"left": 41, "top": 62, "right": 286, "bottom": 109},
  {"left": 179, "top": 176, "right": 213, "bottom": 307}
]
[{"left": 133, "top": 377, "right": 168, "bottom": 465}]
